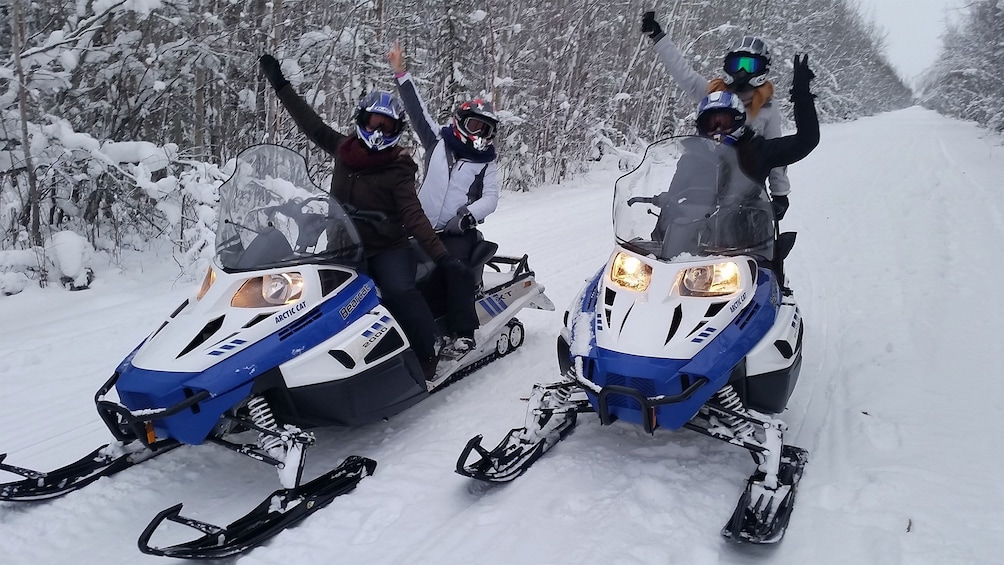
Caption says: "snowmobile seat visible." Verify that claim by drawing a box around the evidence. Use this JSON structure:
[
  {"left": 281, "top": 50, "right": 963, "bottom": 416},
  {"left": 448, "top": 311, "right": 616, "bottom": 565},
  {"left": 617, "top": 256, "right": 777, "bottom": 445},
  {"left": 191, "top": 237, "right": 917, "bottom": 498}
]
[{"left": 470, "top": 239, "right": 499, "bottom": 292}]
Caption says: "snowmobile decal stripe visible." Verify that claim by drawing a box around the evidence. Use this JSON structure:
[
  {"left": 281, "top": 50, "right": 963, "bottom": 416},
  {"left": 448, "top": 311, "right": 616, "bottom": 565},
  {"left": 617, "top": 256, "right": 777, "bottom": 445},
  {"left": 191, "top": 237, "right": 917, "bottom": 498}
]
[
  {"left": 479, "top": 298, "right": 500, "bottom": 316},
  {"left": 487, "top": 296, "right": 507, "bottom": 314}
]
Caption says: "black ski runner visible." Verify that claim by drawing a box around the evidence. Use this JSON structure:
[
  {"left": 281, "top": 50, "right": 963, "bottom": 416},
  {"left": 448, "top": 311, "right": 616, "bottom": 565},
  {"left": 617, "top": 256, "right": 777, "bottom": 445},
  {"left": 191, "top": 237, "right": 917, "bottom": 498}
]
[
  {"left": 0, "top": 440, "right": 178, "bottom": 501},
  {"left": 456, "top": 379, "right": 586, "bottom": 482},
  {"left": 137, "top": 455, "right": 377, "bottom": 559},
  {"left": 721, "top": 445, "right": 809, "bottom": 544}
]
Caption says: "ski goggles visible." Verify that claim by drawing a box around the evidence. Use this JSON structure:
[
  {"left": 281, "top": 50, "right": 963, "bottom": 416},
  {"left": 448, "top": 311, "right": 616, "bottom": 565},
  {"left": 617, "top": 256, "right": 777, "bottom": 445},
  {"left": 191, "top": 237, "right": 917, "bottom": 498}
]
[
  {"left": 698, "top": 110, "right": 741, "bottom": 135},
  {"left": 460, "top": 116, "right": 496, "bottom": 139},
  {"left": 724, "top": 54, "right": 767, "bottom": 75},
  {"left": 364, "top": 113, "right": 398, "bottom": 133}
]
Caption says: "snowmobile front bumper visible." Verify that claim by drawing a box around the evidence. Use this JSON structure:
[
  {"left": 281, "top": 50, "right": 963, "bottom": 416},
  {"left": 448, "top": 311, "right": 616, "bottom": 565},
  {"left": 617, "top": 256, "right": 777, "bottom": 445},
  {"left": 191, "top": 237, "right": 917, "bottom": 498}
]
[
  {"left": 94, "top": 371, "right": 211, "bottom": 451},
  {"left": 591, "top": 377, "right": 710, "bottom": 434}
]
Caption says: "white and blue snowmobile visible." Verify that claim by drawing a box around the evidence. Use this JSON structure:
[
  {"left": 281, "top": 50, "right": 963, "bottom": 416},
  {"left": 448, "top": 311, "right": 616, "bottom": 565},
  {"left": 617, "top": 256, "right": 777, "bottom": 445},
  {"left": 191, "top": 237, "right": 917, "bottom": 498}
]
[
  {"left": 457, "top": 136, "right": 807, "bottom": 544},
  {"left": 0, "top": 144, "right": 553, "bottom": 559}
]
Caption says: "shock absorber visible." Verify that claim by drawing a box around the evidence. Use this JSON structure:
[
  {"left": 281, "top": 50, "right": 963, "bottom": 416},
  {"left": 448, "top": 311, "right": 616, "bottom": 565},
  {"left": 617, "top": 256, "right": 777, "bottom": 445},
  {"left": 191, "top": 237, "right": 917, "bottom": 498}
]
[
  {"left": 716, "top": 384, "right": 756, "bottom": 440},
  {"left": 246, "top": 395, "right": 283, "bottom": 452}
]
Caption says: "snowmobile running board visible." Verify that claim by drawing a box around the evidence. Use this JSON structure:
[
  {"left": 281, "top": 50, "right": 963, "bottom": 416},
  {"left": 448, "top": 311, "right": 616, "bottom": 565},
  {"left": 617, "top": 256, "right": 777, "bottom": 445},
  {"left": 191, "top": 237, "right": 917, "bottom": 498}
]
[
  {"left": 137, "top": 455, "right": 377, "bottom": 559},
  {"left": 0, "top": 440, "right": 179, "bottom": 501}
]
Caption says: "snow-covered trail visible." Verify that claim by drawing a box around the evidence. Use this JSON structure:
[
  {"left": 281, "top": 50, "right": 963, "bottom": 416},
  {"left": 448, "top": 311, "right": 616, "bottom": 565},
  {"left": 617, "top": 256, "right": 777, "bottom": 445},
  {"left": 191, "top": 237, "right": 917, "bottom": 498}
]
[
  {"left": 784, "top": 107, "right": 1004, "bottom": 563},
  {"left": 2, "top": 107, "right": 1003, "bottom": 564}
]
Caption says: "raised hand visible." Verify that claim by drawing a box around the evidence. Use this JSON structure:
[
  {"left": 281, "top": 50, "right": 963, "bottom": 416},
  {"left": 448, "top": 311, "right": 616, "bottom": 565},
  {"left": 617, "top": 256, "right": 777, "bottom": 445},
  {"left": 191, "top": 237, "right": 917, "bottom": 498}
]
[
  {"left": 641, "top": 11, "right": 663, "bottom": 39},
  {"left": 388, "top": 40, "right": 406, "bottom": 74},
  {"left": 791, "top": 54, "right": 815, "bottom": 95},
  {"left": 259, "top": 54, "right": 289, "bottom": 91}
]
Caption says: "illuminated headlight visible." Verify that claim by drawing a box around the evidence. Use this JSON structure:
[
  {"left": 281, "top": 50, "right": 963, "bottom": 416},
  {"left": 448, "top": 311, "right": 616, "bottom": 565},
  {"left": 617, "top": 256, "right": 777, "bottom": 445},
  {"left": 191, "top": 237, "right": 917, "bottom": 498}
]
[
  {"left": 231, "top": 272, "right": 304, "bottom": 308},
  {"left": 610, "top": 252, "right": 652, "bottom": 291},
  {"left": 196, "top": 267, "right": 216, "bottom": 301},
  {"left": 263, "top": 272, "right": 304, "bottom": 305},
  {"left": 679, "top": 262, "right": 741, "bottom": 297}
]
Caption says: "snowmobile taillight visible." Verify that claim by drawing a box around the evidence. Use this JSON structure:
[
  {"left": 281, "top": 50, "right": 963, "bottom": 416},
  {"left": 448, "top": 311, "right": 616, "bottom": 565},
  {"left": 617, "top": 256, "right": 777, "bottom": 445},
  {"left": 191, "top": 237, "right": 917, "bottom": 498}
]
[
  {"left": 610, "top": 252, "right": 652, "bottom": 291},
  {"left": 678, "top": 261, "right": 741, "bottom": 297},
  {"left": 197, "top": 267, "right": 216, "bottom": 301}
]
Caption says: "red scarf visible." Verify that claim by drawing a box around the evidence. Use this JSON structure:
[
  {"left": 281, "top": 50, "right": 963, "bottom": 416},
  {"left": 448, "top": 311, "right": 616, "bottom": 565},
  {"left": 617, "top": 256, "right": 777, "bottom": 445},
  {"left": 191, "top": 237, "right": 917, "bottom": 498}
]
[{"left": 338, "top": 137, "right": 401, "bottom": 170}]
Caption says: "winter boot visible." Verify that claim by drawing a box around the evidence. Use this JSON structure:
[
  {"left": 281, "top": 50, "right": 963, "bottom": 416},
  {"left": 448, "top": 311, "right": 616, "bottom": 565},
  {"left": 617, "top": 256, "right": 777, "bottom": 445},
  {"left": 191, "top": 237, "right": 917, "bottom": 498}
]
[
  {"left": 420, "top": 355, "right": 440, "bottom": 381},
  {"left": 441, "top": 334, "right": 476, "bottom": 359}
]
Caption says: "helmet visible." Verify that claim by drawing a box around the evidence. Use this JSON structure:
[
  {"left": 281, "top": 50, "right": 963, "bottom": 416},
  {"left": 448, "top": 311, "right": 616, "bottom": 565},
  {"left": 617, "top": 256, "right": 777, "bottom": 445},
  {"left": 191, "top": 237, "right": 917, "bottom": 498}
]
[
  {"left": 354, "top": 91, "right": 406, "bottom": 151},
  {"left": 452, "top": 98, "right": 499, "bottom": 152},
  {"left": 696, "top": 91, "right": 747, "bottom": 145},
  {"left": 722, "top": 35, "right": 771, "bottom": 89}
]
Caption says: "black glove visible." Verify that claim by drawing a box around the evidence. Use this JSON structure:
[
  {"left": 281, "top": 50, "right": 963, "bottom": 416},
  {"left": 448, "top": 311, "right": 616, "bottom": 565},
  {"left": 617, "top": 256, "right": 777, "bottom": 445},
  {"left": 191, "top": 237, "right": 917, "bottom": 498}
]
[
  {"left": 771, "top": 195, "right": 790, "bottom": 220},
  {"left": 641, "top": 12, "right": 663, "bottom": 40},
  {"left": 436, "top": 254, "right": 467, "bottom": 274},
  {"left": 791, "top": 54, "right": 815, "bottom": 98},
  {"left": 259, "top": 54, "right": 289, "bottom": 91},
  {"left": 443, "top": 206, "right": 476, "bottom": 235}
]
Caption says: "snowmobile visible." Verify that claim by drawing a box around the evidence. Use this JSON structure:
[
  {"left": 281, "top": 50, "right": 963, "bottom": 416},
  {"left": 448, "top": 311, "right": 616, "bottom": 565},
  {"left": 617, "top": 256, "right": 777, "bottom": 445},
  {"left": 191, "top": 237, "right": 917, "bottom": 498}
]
[
  {"left": 456, "top": 137, "right": 808, "bottom": 544},
  {"left": 0, "top": 144, "right": 553, "bottom": 559}
]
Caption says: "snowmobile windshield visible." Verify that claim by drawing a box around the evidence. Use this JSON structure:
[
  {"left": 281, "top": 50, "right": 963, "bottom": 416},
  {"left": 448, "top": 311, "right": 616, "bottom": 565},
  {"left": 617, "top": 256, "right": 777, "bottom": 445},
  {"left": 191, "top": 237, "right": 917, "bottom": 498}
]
[
  {"left": 613, "top": 137, "right": 775, "bottom": 263},
  {"left": 215, "top": 145, "right": 364, "bottom": 272}
]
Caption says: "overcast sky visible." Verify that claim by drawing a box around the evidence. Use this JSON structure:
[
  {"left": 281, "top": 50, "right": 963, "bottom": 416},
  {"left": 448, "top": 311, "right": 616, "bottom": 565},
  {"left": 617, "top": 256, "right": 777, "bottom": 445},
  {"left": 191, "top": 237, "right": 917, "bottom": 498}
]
[{"left": 854, "top": 0, "right": 962, "bottom": 84}]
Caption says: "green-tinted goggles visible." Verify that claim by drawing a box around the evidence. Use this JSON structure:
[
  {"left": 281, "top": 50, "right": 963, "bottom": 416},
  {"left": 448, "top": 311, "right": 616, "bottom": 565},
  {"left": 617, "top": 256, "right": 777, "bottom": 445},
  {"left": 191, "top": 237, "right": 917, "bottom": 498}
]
[{"left": 724, "top": 55, "right": 766, "bottom": 75}]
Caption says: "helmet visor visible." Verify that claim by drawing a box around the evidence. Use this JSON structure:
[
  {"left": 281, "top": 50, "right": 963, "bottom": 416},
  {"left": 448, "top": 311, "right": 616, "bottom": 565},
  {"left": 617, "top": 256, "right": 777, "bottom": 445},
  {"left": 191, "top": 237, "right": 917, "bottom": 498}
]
[{"left": 724, "top": 54, "right": 766, "bottom": 75}]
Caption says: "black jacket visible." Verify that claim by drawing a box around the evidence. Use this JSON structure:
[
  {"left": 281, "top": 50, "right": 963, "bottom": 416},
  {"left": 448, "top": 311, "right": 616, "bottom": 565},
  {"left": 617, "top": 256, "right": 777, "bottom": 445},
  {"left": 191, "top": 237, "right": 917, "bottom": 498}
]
[{"left": 736, "top": 89, "right": 820, "bottom": 183}]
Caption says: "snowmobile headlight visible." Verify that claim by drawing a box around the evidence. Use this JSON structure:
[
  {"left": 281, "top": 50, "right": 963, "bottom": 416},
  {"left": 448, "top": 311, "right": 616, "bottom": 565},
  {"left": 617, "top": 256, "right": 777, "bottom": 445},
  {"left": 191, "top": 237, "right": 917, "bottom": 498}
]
[
  {"left": 262, "top": 272, "right": 304, "bottom": 305},
  {"left": 196, "top": 267, "right": 216, "bottom": 301},
  {"left": 679, "top": 262, "right": 741, "bottom": 297},
  {"left": 231, "top": 272, "right": 304, "bottom": 308},
  {"left": 610, "top": 252, "right": 652, "bottom": 292}
]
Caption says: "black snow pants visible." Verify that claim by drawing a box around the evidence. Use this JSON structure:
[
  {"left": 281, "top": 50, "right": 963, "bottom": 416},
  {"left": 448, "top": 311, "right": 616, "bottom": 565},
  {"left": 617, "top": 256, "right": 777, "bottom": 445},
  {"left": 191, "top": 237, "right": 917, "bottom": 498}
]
[{"left": 367, "top": 247, "right": 438, "bottom": 361}]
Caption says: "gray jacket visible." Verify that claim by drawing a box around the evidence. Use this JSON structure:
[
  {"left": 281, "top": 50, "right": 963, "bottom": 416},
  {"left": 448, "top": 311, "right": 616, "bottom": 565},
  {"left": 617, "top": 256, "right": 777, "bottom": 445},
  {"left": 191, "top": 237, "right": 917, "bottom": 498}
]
[
  {"left": 395, "top": 72, "right": 500, "bottom": 228},
  {"left": 653, "top": 35, "right": 791, "bottom": 196}
]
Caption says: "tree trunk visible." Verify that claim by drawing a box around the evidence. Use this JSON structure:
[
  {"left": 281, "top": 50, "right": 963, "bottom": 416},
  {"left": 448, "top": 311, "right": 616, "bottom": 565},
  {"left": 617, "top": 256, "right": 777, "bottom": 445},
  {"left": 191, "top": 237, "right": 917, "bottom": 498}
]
[{"left": 11, "top": 0, "right": 42, "bottom": 246}]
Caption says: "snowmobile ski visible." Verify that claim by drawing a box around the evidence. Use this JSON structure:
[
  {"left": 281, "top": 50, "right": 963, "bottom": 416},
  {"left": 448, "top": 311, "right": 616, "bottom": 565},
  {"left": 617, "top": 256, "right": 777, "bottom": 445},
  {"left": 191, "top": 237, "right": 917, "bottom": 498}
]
[
  {"left": 138, "top": 455, "right": 376, "bottom": 559},
  {"left": 456, "top": 380, "right": 586, "bottom": 482},
  {"left": 721, "top": 445, "right": 809, "bottom": 544},
  {"left": 0, "top": 440, "right": 178, "bottom": 501}
]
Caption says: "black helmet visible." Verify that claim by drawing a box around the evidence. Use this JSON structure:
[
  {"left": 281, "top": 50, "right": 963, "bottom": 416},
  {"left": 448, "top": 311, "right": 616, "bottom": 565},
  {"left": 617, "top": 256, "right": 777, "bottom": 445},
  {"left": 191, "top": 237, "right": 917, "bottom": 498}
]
[
  {"left": 452, "top": 98, "right": 499, "bottom": 152},
  {"left": 722, "top": 35, "right": 771, "bottom": 89}
]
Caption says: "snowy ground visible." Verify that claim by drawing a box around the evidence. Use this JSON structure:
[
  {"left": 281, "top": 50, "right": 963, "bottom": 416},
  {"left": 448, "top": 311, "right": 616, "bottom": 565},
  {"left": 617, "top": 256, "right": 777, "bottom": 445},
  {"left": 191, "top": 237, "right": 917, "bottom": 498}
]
[{"left": 1, "top": 106, "right": 1003, "bottom": 564}]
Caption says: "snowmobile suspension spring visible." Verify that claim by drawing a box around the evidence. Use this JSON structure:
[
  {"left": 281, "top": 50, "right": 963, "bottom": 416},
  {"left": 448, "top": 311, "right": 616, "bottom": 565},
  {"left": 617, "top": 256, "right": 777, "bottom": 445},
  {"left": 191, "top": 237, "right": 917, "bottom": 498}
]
[
  {"left": 716, "top": 385, "right": 756, "bottom": 440},
  {"left": 246, "top": 396, "right": 283, "bottom": 452}
]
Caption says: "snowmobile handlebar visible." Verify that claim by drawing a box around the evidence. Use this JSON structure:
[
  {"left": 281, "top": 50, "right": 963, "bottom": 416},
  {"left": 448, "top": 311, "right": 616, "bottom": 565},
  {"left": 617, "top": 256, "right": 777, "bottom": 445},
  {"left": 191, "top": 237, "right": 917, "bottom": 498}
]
[{"left": 627, "top": 196, "right": 655, "bottom": 206}]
